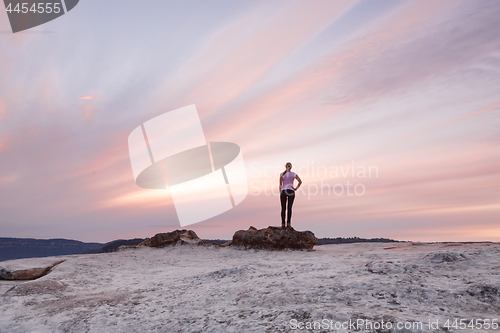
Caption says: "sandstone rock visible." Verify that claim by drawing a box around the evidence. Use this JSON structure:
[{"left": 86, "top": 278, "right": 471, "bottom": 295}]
[
  {"left": 0, "top": 260, "right": 65, "bottom": 281},
  {"left": 6, "top": 279, "right": 68, "bottom": 296},
  {"left": 231, "top": 226, "right": 317, "bottom": 250},
  {"left": 139, "top": 230, "right": 219, "bottom": 248}
]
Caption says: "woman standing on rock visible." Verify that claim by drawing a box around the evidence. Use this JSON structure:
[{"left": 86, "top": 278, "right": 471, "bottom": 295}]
[{"left": 279, "top": 162, "right": 302, "bottom": 228}]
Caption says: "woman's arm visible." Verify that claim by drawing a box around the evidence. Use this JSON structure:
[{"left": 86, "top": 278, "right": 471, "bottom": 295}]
[
  {"left": 293, "top": 174, "right": 302, "bottom": 191},
  {"left": 279, "top": 174, "right": 283, "bottom": 191}
]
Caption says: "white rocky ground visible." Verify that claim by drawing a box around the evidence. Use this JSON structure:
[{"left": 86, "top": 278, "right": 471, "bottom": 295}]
[{"left": 1, "top": 242, "right": 499, "bottom": 333}]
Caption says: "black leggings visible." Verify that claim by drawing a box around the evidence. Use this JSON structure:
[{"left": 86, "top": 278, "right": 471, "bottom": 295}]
[{"left": 280, "top": 189, "right": 295, "bottom": 224}]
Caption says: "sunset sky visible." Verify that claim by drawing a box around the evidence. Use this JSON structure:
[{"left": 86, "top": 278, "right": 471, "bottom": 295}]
[{"left": 0, "top": 0, "right": 499, "bottom": 243}]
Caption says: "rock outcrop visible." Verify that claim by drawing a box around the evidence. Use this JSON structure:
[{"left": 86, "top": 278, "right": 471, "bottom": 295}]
[
  {"left": 138, "top": 230, "right": 223, "bottom": 248},
  {"left": 135, "top": 227, "right": 316, "bottom": 251},
  {"left": 231, "top": 226, "right": 317, "bottom": 250},
  {"left": 0, "top": 260, "right": 65, "bottom": 281}
]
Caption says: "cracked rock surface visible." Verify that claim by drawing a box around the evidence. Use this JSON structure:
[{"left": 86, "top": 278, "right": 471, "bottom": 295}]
[{"left": 1, "top": 242, "right": 499, "bottom": 332}]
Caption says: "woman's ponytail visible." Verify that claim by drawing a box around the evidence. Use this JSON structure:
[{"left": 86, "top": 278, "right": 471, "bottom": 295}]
[{"left": 282, "top": 162, "right": 291, "bottom": 177}]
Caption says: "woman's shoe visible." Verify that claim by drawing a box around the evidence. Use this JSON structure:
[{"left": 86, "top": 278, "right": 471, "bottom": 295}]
[
  {"left": 281, "top": 223, "right": 286, "bottom": 228},
  {"left": 286, "top": 223, "right": 291, "bottom": 228}
]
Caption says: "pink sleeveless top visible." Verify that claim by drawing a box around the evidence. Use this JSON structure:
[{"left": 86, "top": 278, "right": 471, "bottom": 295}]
[{"left": 281, "top": 171, "right": 296, "bottom": 191}]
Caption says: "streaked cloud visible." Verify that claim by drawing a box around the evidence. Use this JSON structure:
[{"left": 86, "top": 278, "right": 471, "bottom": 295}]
[
  {"left": 0, "top": 0, "right": 499, "bottom": 242},
  {"left": 80, "top": 94, "right": 101, "bottom": 100}
]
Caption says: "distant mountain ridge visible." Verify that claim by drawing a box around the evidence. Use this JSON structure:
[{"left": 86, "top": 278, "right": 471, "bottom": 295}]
[
  {"left": 0, "top": 238, "right": 103, "bottom": 262},
  {"left": 85, "top": 239, "right": 146, "bottom": 254},
  {"left": 316, "top": 236, "right": 400, "bottom": 245},
  {"left": 0, "top": 236, "right": 405, "bottom": 262}
]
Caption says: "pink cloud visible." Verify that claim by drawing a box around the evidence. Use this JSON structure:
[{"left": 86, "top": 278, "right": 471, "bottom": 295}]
[
  {"left": 1, "top": 1, "right": 498, "bottom": 242},
  {"left": 0, "top": 133, "right": 11, "bottom": 152},
  {"left": 156, "top": 1, "right": 359, "bottom": 116},
  {"left": 80, "top": 104, "right": 98, "bottom": 122},
  {"left": 456, "top": 102, "right": 500, "bottom": 121},
  {"left": 80, "top": 94, "right": 101, "bottom": 101},
  {"left": 0, "top": 97, "right": 7, "bottom": 119},
  {"left": 202, "top": 0, "right": 458, "bottom": 143},
  {"left": 413, "top": 101, "right": 500, "bottom": 136},
  {"left": 78, "top": 93, "right": 102, "bottom": 122}
]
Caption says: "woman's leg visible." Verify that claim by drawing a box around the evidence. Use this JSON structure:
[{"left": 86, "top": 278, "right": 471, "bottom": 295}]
[
  {"left": 280, "top": 190, "right": 287, "bottom": 225},
  {"left": 287, "top": 192, "right": 295, "bottom": 225}
]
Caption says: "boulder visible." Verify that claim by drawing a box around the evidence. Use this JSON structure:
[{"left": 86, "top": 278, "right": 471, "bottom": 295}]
[
  {"left": 138, "top": 229, "right": 219, "bottom": 248},
  {"left": 231, "top": 226, "right": 317, "bottom": 250}
]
